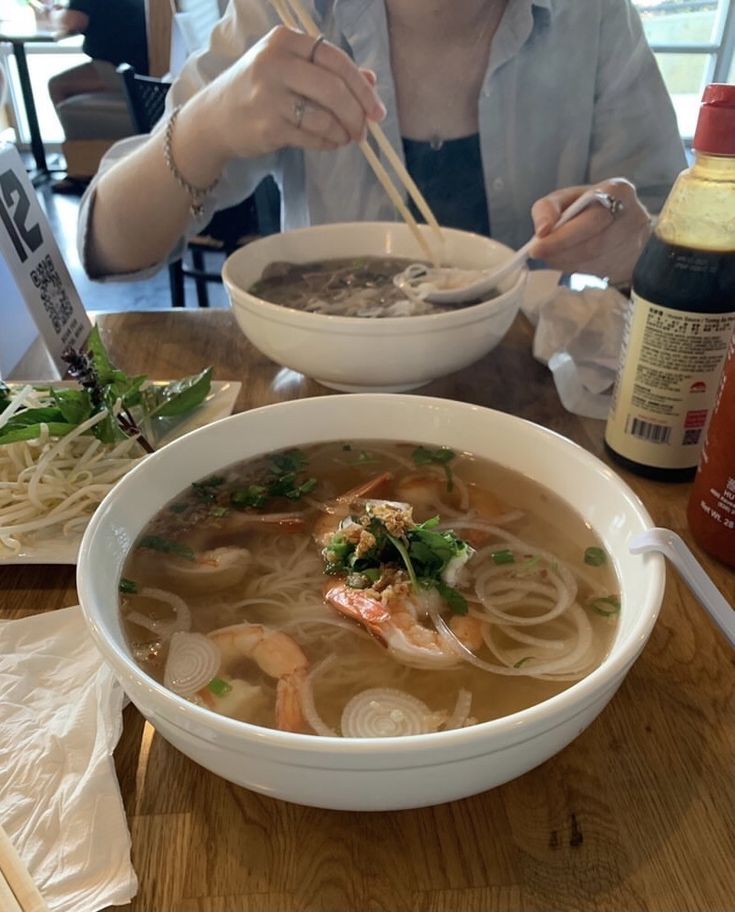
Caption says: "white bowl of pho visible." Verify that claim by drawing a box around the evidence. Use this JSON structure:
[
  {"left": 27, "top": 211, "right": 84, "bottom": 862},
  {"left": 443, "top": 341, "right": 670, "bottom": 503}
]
[
  {"left": 222, "top": 222, "right": 525, "bottom": 392},
  {"left": 77, "top": 394, "right": 664, "bottom": 811}
]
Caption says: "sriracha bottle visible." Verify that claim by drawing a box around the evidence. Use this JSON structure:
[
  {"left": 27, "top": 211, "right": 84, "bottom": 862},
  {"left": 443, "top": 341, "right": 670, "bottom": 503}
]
[{"left": 686, "top": 331, "right": 735, "bottom": 568}]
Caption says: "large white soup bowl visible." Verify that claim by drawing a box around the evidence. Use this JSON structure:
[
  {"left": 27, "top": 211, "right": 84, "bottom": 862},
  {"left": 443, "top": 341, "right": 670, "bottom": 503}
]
[
  {"left": 222, "top": 222, "right": 525, "bottom": 392},
  {"left": 78, "top": 395, "right": 664, "bottom": 811}
]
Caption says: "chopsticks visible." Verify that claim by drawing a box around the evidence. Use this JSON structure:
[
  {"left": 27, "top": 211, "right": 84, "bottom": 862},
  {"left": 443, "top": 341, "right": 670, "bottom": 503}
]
[
  {"left": 0, "top": 824, "right": 50, "bottom": 912},
  {"left": 270, "top": 0, "right": 444, "bottom": 265}
]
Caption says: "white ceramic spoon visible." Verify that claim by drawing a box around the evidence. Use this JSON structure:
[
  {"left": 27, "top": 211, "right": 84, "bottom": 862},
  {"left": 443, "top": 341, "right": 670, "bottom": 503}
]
[
  {"left": 629, "top": 527, "right": 735, "bottom": 648},
  {"left": 394, "top": 188, "right": 621, "bottom": 306}
]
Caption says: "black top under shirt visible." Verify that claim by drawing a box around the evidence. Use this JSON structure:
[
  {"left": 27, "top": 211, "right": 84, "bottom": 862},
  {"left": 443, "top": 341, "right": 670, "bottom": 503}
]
[
  {"left": 68, "top": 0, "right": 149, "bottom": 75},
  {"left": 402, "top": 134, "right": 491, "bottom": 237}
]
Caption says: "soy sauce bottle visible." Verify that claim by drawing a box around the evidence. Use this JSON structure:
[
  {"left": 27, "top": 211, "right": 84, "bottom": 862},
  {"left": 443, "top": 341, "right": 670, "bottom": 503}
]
[
  {"left": 605, "top": 83, "right": 735, "bottom": 481},
  {"left": 686, "top": 330, "right": 735, "bottom": 567}
]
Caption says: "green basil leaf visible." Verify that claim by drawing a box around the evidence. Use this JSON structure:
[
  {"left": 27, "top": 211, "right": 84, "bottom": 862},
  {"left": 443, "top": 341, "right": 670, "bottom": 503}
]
[
  {"left": 85, "top": 325, "right": 119, "bottom": 385},
  {"left": 51, "top": 388, "right": 92, "bottom": 426},
  {"left": 148, "top": 367, "right": 212, "bottom": 418},
  {"left": 0, "top": 422, "right": 77, "bottom": 445},
  {"left": 2, "top": 406, "right": 66, "bottom": 428}
]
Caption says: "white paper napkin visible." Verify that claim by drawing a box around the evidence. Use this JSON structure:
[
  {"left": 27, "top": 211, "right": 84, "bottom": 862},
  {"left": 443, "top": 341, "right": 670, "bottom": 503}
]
[
  {"left": 0, "top": 605, "right": 137, "bottom": 912},
  {"left": 521, "top": 270, "right": 628, "bottom": 419}
]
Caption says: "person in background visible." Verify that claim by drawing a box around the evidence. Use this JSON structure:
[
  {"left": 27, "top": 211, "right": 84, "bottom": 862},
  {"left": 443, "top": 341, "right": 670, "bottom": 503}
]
[
  {"left": 79, "top": 0, "right": 686, "bottom": 286},
  {"left": 44, "top": 0, "right": 148, "bottom": 193}
]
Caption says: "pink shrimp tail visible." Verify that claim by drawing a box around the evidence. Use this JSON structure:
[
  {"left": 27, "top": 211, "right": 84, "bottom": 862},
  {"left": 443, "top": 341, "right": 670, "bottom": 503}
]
[{"left": 324, "top": 582, "right": 390, "bottom": 645}]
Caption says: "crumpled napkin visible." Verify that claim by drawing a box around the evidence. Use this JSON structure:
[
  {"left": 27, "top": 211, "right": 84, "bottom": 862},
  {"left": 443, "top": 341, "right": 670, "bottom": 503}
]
[
  {"left": 521, "top": 270, "right": 628, "bottom": 419},
  {"left": 0, "top": 605, "right": 137, "bottom": 912}
]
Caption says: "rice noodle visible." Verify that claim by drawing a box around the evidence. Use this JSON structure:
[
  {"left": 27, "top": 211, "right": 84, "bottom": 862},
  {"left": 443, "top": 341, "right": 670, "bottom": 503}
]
[{"left": 444, "top": 688, "right": 473, "bottom": 730}]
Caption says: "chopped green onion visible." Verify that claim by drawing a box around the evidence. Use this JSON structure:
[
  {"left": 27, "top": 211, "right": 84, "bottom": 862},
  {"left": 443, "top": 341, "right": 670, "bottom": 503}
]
[
  {"left": 118, "top": 577, "right": 138, "bottom": 594},
  {"left": 584, "top": 547, "right": 608, "bottom": 567},
  {"left": 514, "top": 657, "right": 533, "bottom": 668},
  {"left": 589, "top": 595, "right": 621, "bottom": 616},
  {"left": 207, "top": 677, "right": 232, "bottom": 697},
  {"left": 231, "top": 485, "right": 268, "bottom": 508},
  {"left": 491, "top": 549, "right": 515, "bottom": 565},
  {"left": 435, "top": 580, "right": 468, "bottom": 615},
  {"left": 138, "top": 535, "right": 195, "bottom": 561},
  {"left": 210, "top": 505, "right": 229, "bottom": 518}
]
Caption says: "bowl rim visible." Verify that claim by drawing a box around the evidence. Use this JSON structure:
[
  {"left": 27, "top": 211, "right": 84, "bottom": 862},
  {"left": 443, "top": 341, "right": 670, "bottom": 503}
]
[
  {"left": 78, "top": 394, "right": 665, "bottom": 758},
  {"left": 222, "top": 221, "right": 526, "bottom": 329}
]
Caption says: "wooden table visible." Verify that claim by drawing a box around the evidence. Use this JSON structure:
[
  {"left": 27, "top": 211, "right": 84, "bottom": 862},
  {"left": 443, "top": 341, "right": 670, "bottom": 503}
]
[{"left": 2, "top": 309, "right": 733, "bottom": 912}]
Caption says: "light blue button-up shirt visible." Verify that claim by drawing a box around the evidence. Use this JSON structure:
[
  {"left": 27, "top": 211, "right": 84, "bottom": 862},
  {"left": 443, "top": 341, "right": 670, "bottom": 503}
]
[{"left": 79, "top": 0, "right": 687, "bottom": 277}]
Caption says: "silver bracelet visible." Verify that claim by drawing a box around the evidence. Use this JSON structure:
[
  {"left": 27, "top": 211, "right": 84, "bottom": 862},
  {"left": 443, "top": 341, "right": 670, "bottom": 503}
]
[{"left": 163, "top": 105, "right": 219, "bottom": 218}]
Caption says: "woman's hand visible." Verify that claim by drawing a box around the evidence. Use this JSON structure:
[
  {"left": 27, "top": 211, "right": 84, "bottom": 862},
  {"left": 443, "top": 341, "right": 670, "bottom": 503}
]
[
  {"left": 529, "top": 179, "right": 653, "bottom": 284},
  {"left": 195, "top": 25, "right": 386, "bottom": 167}
]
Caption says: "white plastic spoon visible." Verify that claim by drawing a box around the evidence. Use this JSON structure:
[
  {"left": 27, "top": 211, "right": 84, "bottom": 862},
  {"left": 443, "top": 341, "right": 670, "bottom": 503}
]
[
  {"left": 629, "top": 527, "right": 735, "bottom": 648},
  {"left": 394, "top": 188, "right": 621, "bottom": 306}
]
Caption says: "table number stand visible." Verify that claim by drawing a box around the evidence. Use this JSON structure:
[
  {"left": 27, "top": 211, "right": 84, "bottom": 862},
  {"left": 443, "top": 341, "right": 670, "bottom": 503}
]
[{"left": 0, "top": 142, "right": 91, "bottom": 380}]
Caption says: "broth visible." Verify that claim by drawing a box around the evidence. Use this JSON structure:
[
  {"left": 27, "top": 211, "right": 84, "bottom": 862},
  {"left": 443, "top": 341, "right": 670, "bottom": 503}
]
[
  {"left": 120, "top": 441, "right": 620, "bottom": 737},
  {"left": 249, "top": 256, "right": 473, "bottom": 317}
]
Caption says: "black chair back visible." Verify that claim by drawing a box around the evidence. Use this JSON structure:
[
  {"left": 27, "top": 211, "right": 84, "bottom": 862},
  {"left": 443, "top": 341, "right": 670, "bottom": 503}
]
[{"left": 117, "top": 63, "right": 171, "bottom": 134}]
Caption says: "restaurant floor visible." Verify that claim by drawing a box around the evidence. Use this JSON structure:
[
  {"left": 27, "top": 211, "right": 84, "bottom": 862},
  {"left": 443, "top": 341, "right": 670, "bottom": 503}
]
[{"left": 38, "top": 179, "right": 231, "bottom": 312}]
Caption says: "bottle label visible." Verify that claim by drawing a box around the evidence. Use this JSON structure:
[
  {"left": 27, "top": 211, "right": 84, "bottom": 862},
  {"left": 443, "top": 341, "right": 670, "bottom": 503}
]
[{"left": 605, "top": 294, "right": 735, "bottom": 469}]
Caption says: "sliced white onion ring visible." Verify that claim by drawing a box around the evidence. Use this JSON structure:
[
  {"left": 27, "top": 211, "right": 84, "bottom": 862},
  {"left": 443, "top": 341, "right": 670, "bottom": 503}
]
[
  {"left": 138, "top": 586, "right": 192, "bottom": 634},
  {"left": 340, "top": 688, "right": 435, "bottom": 738},
  {"left": 164, "top": 631, "right": 221, "bottom": 696}
]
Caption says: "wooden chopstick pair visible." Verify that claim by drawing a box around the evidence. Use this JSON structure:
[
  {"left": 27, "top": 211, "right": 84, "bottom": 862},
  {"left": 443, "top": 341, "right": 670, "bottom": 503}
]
[
  {"left": 270, "top": 0, "right": 444, "bottom": 264},
  {"left": 0, "top": 824, "right": 50, "bottom": 912}
]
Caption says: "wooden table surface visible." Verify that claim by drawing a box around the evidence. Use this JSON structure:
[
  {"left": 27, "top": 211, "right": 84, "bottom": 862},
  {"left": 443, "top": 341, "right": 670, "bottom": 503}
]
[{"left": 2, "top": 309, "right": 733, "bottom": 912}]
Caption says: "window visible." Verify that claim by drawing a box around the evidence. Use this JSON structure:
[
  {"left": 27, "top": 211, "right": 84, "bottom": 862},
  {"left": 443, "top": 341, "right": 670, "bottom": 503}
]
[{"left": 633, "top": 0, "right": 735, "bottom": 139}]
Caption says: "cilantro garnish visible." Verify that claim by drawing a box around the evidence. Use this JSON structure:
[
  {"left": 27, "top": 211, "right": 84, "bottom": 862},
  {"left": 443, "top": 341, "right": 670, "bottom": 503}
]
[
  {"left": 322, "top": 510, "right": 471, "bottom": 614},
  {"left": 230, "top": 449, "right": 316, "bottom": 510},
  {"left": 412, "top": 446, "right": 456, "bottom": 492},
  {"left": 191, "top": 475, "right": 225, "bottom": 502}
]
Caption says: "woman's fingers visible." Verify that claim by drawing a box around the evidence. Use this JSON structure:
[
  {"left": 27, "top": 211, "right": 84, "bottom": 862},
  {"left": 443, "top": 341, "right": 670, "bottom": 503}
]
[
  {"left": 204, "top": 26, "right": 387, "bottom": 161},
  {"left": 299, "top": 33, "right": 386, "bottom": 122},
  {"left": 529, "top": 179, "right": 652, "bottom": 283},
  {"left": 282, "top": 39, "right": 385, "bottom": 143}
]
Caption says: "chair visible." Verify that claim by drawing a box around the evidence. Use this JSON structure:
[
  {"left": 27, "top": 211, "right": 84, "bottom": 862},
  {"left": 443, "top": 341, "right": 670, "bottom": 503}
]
[{"left": 117, "top": 63, "right": 280, "bottom": 308}]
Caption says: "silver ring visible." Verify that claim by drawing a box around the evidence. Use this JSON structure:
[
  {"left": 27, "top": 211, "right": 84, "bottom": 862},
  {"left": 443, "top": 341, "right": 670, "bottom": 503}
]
[
  {"left": 308, "top": 33, "right": 326, "bottom": 64},
  {"left": 597, "top": 191, "right": 625, "bottom": 219},
  {"left": 293, "top": 95, "right": 306, "bottom": 129}
]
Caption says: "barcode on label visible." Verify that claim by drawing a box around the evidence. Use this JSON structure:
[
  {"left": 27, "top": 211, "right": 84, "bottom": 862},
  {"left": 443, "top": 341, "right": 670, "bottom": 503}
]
[
  {"left": 626, "top": 417, "right": 671, "bottom": 444},
  {"left": 682, "top": 428, "right": 702, "bottom": 446}
]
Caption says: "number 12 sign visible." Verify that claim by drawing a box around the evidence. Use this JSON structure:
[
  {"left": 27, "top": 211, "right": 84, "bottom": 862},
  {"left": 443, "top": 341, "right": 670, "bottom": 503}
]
[{"left": 0, "top": 142, "right": 91, "bottom": 379}]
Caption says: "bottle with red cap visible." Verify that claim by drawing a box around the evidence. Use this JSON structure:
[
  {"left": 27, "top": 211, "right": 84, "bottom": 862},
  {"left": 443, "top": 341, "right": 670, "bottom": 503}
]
[{"left": 605, "top": 83, "right": 735, "bottom": 481}]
